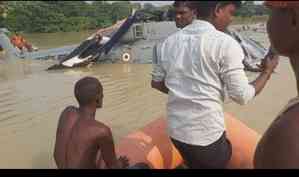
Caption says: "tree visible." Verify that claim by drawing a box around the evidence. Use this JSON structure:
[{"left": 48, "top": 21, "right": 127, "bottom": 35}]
[
  {"left": 110, "top": 1, "right": 132, "bottom": 23},
  {"left": 1, "top": 1, "right": 135, "bottom": 33},
  {"left": 0, "top": 1, "right": 7, "bottom": 27},
  {"left": 131, "top": 3, "right": 142, "bottom": 10}
]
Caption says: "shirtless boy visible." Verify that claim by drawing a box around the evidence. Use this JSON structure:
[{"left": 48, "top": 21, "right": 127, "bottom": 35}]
[{"left": 54, "top": 77, "right": 129, "bottom": 169}]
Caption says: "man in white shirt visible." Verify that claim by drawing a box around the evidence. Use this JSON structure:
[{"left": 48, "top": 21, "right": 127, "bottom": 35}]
[{"left": 151, "top": 1, "right": 279, "bottom": 169}]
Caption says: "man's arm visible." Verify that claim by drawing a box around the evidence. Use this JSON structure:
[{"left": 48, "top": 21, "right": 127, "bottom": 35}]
[
  {"left": 54, "top": 111, "right": 66, "bottom": 169},
  {"left": 54, "top": 106, "right": 78, "bottom": 169},
  {"left": 250, "top": 55, "right": 279, "bottom": 96},
  {"left": 94, "top": 125, "right": 127, "bottom": 169},
  {"left": 151, "top": 43, "right": 168, "bottom": 94},
  {"left": 220, "top": 39, "right": 278, "bottom": 105},
  {"left": 250, "top": 71, "right": 272, "bottom": 96},
  {"left": 151, "top": 80, "right": 169, "bottom": 94},
  {"left": 95, "top": 122, "right": 129, "bottom": 169}
]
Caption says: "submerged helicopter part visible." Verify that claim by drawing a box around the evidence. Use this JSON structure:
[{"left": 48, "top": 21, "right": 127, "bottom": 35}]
[
  {"left": 227, "top": 29, "right": 268, "bottom": 72},
  {"left": 47, "top": 10, "right": 141, "bottom": 70}
]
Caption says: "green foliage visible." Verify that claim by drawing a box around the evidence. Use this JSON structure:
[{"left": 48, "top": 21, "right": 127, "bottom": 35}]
[
  {"left": 0, "top": 1, "right": 270, "bottom": 33},
  {"left": 109, "top": 1, "right": 132, "bottom": 23},
  {"left": 1, "top": 1, "right": 133, "bottom": 33}
]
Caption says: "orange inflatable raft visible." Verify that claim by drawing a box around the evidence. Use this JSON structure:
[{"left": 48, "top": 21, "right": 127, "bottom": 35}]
[{"left": 115, "top": 112, "right": 261, "bottom": 169}]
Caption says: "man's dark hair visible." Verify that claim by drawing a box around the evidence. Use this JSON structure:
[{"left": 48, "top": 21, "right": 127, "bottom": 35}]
[
  {"left": 196, "top": 1, "right": 242, "bottom": 19},
  {"left": 173, "top": 1, "right": 198, "bottom": 11},
  {"left": 74, "top": 77, "right": 103, "bottom": 106}
]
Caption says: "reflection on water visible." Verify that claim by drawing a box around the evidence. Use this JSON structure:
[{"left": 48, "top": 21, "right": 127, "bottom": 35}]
[{"left": 0, "top": 59, "right": 167, "bottom": 168}]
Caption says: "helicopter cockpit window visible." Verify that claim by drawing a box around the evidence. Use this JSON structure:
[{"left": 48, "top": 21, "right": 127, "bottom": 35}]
[{"left": 134, "top": 24, "right": 144, "bottom": 39}]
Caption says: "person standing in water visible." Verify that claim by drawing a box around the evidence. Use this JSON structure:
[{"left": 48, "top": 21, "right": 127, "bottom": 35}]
[{"left": 10, "top": 32, "right": 33, "bottom": 52}]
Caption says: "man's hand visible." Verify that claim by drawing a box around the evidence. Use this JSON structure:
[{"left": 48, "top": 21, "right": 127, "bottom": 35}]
[
  {"left": 118, "top": 156, "right": 129, "bottom": 168},
  {"left": 151, "top": 80, "right": 169, "bottom": 94},
  {"left": 257, "top": 54, "right": 279, "bottom": 74}
]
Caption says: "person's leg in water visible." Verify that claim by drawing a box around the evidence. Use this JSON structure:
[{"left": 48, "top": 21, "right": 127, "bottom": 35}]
[{"left": 171, "top": 132, "right": 232, "bottom": 169}]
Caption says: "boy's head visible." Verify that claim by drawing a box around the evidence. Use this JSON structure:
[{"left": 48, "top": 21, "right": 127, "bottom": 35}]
[
  {"left": 196, "top": 1, "right": 241, "bottom": 31},
  {"left": 173, "top": 1, "right": 198, "bottom": 28},
  {"left": 74, "top": 77, "right": 103, "bottom": 108}
]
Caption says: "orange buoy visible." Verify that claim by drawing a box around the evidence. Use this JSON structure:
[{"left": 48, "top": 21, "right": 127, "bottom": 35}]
[{"left": 116, "top": 113, "right": 260, "bottom": 169}]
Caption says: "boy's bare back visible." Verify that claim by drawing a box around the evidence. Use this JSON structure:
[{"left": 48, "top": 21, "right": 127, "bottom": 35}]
[
  {"left": 54, "top": 106, "right": 116, "bottom": 169},
  {"left": 54, "top": 77, "right": 129, "bottom": 169}
]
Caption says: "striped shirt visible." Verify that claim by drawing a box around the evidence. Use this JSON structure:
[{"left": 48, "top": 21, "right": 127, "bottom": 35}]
[{"left": 152, "top": 20, "right": 255, "bottom": 146}]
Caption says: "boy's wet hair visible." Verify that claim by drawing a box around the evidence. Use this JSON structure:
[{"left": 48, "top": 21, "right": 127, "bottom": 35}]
[
  {"left": 74, "top": 77, "right": 103, "bottom": 106},
  {"left": 196, "top": 1, "right": 242, "bottom": 19}
]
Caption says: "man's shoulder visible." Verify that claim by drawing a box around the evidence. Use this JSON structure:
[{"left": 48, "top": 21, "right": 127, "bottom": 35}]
[
  {"left": 57, "top": 106, "right": 79, "bottom": 126},
  {"left": 207, "top": 29, "right": 236, "bottom": 43},
  {"left": 280, "top": 103, "right": 299, "bottom": 122},
  {"left": 268, "top": 104, "right": 299, "bottom": 138},
  {"left": 205, "top": 30, "right": 241, "bottom": 52},
  {"left": 58, "top": 106, "right": 77, "bottom": 120},
  {"left": 61, "top": 106, "right": 78, "bottom": 115},
  {"left": 163, "top": 30, "right": 182, "bottom": 45}
]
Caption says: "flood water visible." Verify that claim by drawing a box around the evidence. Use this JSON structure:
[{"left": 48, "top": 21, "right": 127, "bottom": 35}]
[
  {"left": 0, "top": 60, "right": 167, "bottom": 168},
  {"left": 0, "top": 30, "right": 297, "bottom": 168}
]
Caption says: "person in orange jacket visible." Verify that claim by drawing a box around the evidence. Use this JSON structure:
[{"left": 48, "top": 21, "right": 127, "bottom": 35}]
[{"left": 10, "top": 32, "right": 33, "bottom": 52}]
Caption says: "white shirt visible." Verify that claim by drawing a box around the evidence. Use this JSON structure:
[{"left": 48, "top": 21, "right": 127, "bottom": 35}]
[{"left": 152, "top": 20, "right": 256, "bottom": 146}]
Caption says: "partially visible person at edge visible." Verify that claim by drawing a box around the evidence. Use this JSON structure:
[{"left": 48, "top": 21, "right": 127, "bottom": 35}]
[
  {"left": 54, "top": 77, "right": 129, "bottom": 169},
  {"left": 151, "top": 1, "right": 279, "bottom": 169},
  {"left": 254, "top": 1, "right": 299, "bottom": 169},
  {"left": 197, "top": 1, "right": 279, "bottom": 72}
]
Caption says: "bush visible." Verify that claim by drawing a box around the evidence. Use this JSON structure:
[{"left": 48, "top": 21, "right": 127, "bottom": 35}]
[{"left": 3, "top": 1, "right": 133, "bottom": 33}]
